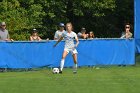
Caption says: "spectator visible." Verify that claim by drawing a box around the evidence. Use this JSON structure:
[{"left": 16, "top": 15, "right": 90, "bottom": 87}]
[
  {"left": 77, "top": 27, "right": 88, "bottom": 39},
  {"left": 121, "top": 23, "right": 133, "bottom": 39},
  {"left": 87, "top": 31, "right": 95, "bottom": 39},
  {"left": 0, "top": 22, "right": 12, "bottom": 41},
  {"left": 0, "top": 22, "right": 11, "bottom": 72},
  {"left": 54, "top": 23, "right": 65, "bottom": 40},
  {"left": 30, "top": 29, "right": 42, "bottom": 41}
]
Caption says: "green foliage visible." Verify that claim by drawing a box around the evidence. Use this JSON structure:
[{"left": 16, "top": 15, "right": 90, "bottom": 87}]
[
  {"left": 0, "top": 0, "right": 45, "bottom": 40},
  {"left": 0, "top": 0, "right": 134, "bottom": 40}
]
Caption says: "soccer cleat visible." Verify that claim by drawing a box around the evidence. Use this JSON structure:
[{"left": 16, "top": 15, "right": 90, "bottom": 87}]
[
  {"left": 59, "top": 68, "right": 62, "bottom": 74},
  {"left": 59, "top": 70, "right": 62, "bottom": 74},
  {"left": 73, "top": 71, "right": 77, "bottom": 74}
]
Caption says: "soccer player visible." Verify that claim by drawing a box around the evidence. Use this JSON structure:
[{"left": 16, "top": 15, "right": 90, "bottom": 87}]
[{"left": 54, "top": 22, "right": 79, "bottom": 74}]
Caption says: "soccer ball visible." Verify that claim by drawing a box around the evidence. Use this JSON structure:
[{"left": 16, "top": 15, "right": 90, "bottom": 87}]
[{"left": 52, "top": 68, "right": 59, "bottom": 74}]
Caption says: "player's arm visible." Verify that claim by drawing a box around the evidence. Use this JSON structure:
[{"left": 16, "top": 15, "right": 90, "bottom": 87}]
[
  {"left": 75, "top": 35, "right": 79, "bottom": 48},
  {"left": 53, "top": 36, "right": 63, "bottom": 47}
]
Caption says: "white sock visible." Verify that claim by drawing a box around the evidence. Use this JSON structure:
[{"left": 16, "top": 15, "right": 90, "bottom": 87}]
[
  {"left": 73, "top": 63, "right": 77, "bottom": 72},
  {"left": 60, "top": 59, "right": 65, "bottom": 71}
]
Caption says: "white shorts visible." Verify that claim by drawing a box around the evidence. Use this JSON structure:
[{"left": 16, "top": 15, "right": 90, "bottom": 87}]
[{"left": 64, "top": 48, "right": 78, "bottom": 55}]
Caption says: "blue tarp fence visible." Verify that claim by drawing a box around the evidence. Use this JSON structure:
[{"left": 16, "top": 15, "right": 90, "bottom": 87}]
[
  {"left": 0, "top": 39, "right": 135, "bottom": 68},
  {"left": 135, "top": 0, "right": 140, "bottom": 53},
  {"left": 135, "top": 0, "right": 140, "bottom": 39},
  {"left": 1, "top": 0, "right": 140, "bottom": 68}
]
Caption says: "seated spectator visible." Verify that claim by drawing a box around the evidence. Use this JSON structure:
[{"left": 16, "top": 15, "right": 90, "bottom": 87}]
[
  {"left": 0, "top": 22, "right": 13, "bottom": 41},
  {"left": 87, "top": 31, "right": 95, "bottom": 39},
  {"left": 77, "top": 27, "right": 88, "bottom": 39},
  {"left": 121, "top": 23, "right": 133, "bottom": 39},
  {"left": 54, "top": 23, "right": 65, "bottom": 40},
  {"left": 30, "top": 29, "right": 42, "bottom": 41}
]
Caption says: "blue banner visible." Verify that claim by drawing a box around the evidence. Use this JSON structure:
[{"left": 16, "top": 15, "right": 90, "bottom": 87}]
[
  {"left": 135, "top": 0, "right": 140, "bottom": 39},
  {"left": 134, "top": 0, "right": 140, "bottom": 53},
  {"left": 0, "top": 39, "right": 135, "bottom": 68}
]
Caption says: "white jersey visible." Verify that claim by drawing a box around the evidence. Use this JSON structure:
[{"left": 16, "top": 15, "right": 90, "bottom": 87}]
[
  {"left": 62, "top": 31, "right": 78, "bottom": 49},
  {"left": 54, "top": 30, "right": 65, "bottom": 40}
]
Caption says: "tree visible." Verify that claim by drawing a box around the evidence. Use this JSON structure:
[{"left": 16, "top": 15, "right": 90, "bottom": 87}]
[
  {"left": 0, "top": 0, "right": 134, "bottom": 40},
  {"left": 0, "top": 0, "right": 45, "bottom": 40},
  {"left": 40, "top": 0, "right": 116, "bottom": 38}
]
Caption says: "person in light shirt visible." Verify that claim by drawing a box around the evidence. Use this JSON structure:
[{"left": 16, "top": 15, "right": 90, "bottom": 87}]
[
  {"left": 54, "top": 23, "right": 65, "bottom": 40},
  {"left": 0, "top": 22, "right": 11, "bottom": 41}
]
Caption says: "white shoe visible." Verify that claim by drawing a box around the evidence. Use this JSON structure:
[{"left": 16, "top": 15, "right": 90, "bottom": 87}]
[{"left": 73, "top": 71, "right": 77, "bottom": 74}]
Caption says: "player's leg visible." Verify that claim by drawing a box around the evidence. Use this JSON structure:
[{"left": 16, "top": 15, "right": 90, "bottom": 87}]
[
  {"left": 72, "top": 49, "right": 78, "bottom": 73},
  {"left": 60, "top": 50, "right": 68, "bottom": 73}
]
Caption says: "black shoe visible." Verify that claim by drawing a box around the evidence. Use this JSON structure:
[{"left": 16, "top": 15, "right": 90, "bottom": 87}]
[
  {"left": 0, "top": 68, "right": 4, "bottom": 72},
  {"left": 59, "top": 70, "right": 62, "bottom": 74},
  {"left": 122, "top": 65, "right": 126, "bottom": 67}
]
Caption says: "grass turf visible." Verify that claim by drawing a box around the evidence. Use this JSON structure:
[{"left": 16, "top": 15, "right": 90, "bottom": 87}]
[{"left": 0, "top": 65, "right": 140, "bottom": 93}]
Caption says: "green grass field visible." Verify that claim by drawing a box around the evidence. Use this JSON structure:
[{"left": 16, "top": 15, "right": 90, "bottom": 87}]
[{"left": 0, "top": 64, "right": 140, "bottom": 93}]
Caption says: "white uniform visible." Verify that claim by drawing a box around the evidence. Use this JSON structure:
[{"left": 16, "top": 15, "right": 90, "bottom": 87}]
[
  {"left": 54, "top": 30, "right": 65, "bottom": 40},
  {"left": 62, "top": 31, "right": 78, "bottom": 54}
]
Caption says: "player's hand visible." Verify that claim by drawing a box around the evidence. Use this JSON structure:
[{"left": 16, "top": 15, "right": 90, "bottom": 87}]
[
  {"left": 53, "top": 44, "right": 56, "bottom": 47},
  {"left": 74, "top": 44, "right": 77, "bottom": 48}
]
